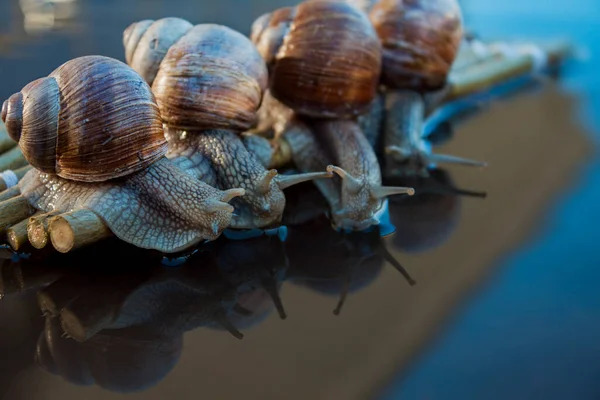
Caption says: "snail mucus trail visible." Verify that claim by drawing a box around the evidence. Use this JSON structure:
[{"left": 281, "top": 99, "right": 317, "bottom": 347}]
[
  {"left": 0, "top": 55, "right": 245, "bottom": 253},
  {"left": 355, "top": 0, "right": 488, "bottom": 178},
  {"left": 123, "top": 17, "right": 332, "bottom": 237},
  {"left": 245, "top": 0, "right": 416, "bottom": 233}
]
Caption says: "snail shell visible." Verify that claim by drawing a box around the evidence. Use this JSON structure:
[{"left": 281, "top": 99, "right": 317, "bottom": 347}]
[
  {"left": 124, "top": 18, "right": 268, "bottom": 132},
  {"left": 369, "top": 0, "right": 463, "bottom": 90},
  {"left": 1, "top": 56, "right": 167, "bottom": 182},
  {"left": 251, "top": 0, "right": 382, "bottom": 119}
]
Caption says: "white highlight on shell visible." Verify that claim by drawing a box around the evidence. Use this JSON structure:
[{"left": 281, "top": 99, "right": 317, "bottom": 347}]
[{"left": 0, "top": 170, "right": 19, "bottom": 188}]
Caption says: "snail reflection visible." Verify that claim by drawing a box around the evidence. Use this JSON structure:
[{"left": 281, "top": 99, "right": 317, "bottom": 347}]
[{"left": 0, "top": 177, "right": 482, "bottom": 393}]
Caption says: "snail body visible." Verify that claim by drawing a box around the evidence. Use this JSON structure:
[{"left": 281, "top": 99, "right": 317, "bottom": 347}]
[
  {"left": 2, "top": 56, "right": 244, "bottom": 252},
  {"left": 124, "top": 18, "right": 330, "bottom": 231},
  {"left": 356, "top": 0, "right": 487, "bottom": 177},
  {"left": 246, "top": 0, "right": 414, "bottom": 232}
]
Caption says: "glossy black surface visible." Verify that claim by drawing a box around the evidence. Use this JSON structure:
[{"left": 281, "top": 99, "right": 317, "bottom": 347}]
[{"left": 0, "top": 1, "right": 597, "bottom": 399}]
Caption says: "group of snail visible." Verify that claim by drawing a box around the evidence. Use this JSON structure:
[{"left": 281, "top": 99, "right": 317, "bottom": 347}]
[{"left": 0, "top": 0, "right": 564, "bottom": 254}]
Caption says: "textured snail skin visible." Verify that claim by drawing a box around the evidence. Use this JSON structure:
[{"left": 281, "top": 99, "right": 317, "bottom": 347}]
[
  {"left": 166, "top": 129, "right": 285, "bottom": 229},
  {"left": 124, "top": 18, "right": 326, "bottom": 230},
  {"left": 251, "top": 0, "right": 382, "bottom": 119},
  {"left": 19, "top": 158, "right": 236, "bottom": 252},
  {"left": 284, "top": 119, "right": 387, "bottom": 231},
  {"left": 381, "top": 90, "right": 429, "bottom": 176}
]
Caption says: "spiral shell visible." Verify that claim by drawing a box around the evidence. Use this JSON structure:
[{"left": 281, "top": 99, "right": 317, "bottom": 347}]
[
  {"left": 369, "top": 0, "right": 463, "bottom": 90},
  {"left": 250, "top": 0, "right": 382, "bottom": 119},
  {"left": 123, "top": 19, "right": 268, "bottom": 132},
  {"left": 1, "top": 56, "right": 167, "bottom": 182}
]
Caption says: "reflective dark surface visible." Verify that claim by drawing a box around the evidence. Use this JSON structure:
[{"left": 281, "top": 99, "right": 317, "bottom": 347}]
[{"left": 0, "top": 0, "right": 597, "bottom": 399}]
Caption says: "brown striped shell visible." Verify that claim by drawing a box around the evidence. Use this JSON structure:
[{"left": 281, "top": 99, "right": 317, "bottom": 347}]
[
  {"left": 123, "top": 18, "right": 268, "bottom": 132},
  {"left": 1, "top": 56, "right": 167, "bottom": 182},
  {"left": 369, "top": 0, "right": 464, "bottom": 91},
  {"left": 250, "top": 0, "right": 382, "bottom": 119}
]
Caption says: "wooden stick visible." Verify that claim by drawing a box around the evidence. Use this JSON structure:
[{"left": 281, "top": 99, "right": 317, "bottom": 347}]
[
  {"left": 6, "top": 216, "right": 34, "bottom": 251},
  {"left": 0, "top": 195, "right": 35, "bottom": 236},
  {"left": 0, "top": 125, "right": 17, "bottom": 154},
  {"left": 0, "top": 263, "right": 16, "bottom": 296},
  {"left": 49, "top": 209, "right": 112, "bottom": 253},
  {"left": 27, "top": 210, "right": 60, "bottom": 249},
  {"left": 9, "top": 262, "right": 62, "bottom": 293},
  {"left": 0, "top": 146, "right": 28, "bottom": 172},
  {"left": 452, "top": 42, "right": 503, "bottom": 72},
  {"left": 0, "top": 186, "right": 20, "bottom": 203},
  {"left": 60, "top": 298, "right": 118, "bottom": 342},
  {"left": 0, "top": 165, "right": 31, "bottom": 192},
  {"left": 446, "top": 41, "right": 572, "bottom": 102},
  {"left": 37, "top": 279, "right": 82, "bottom": 317}
]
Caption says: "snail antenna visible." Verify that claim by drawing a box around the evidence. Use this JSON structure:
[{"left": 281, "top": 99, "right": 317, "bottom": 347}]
[
  {"left": 258, "top": 169, "right": 278, "bottom": 194},
  {"left": 327, "top": 165, "right": 362, "bottom": 194},
  {"left": 380, "top": 243, "right": 416, "bottom": 286},
  {"left": 430, "top": 184, "right": 488, "bottom": 198},
  {"left": 221, "top": 188, "right": 245, "bottom": 202},
  {"left": 203, "top": 200, "right": 234, "bottom": 214},
  {"left": 214, "top": 311, "right": 244, "bottom": 340},
  {"left": 276, "top": 171, "right": 333, "bottom": 190},
  {"left": 261, "top": 276, "right": 287, "bottom": 319},
  {"left": 371, "top": 185, "right": 415, "bottom": 199},
  {"left": 385, "top": 145, "right": 411, "bottom": 161},
  {"left": 425, "top": 152, "right": 488, "bottom": 168},
  {"left": 333, "top": 258, "right": 361, "bottom": 316}
]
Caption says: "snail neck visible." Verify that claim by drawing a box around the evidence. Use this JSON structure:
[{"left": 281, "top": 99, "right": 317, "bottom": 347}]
[{"left": 384, "top": 89, "right": 425, "bottom": 150}]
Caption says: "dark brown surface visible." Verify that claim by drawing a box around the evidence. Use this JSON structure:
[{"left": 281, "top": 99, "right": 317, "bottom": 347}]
[{"left": 0, "top": 83, "right": 590, "bottom": 400}]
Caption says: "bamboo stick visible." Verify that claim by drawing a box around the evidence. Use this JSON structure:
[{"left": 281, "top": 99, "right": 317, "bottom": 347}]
[
  {"left": 0, "top": 195, "right": 35, "bottom": 236},
  {"left": 27, "top": 211, "right": 60, "bottom": 249},
  {"left": 446, "top": 41, "right": 572, "bottom": 102},
  {"left": 37, "top": 279, "right": 81, "bottom": 317},
  {"left": 0, "top": 124, "right": 17, "bottom": 154},
  {"left": 48, "top": 209, "right": 112, "bottom": 253},
  {"left": 60, "top": 300, "right": 117, "bottom": 342},
  {"left": 0, "top": 146, "right": 28, "bottom": 172},
  {"left": 0, "top": 186, "right": 20, "bottom": 203},
  {"left": 6, "top": 216, "right": 33, "bottom": 251},
  {"left": 0, "top": 165, "right": 31, "bottom": 192}
]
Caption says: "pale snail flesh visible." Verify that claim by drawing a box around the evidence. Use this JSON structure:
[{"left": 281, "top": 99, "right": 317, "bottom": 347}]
[
  {"left": 1, "top": 56, "right": 244, "bottom": 252},
  {"left": 245, "top": 1, "right": 415, "bottom": 231},
  {"left": 123, "top": 18, "right": 331, "bottom": 231}
]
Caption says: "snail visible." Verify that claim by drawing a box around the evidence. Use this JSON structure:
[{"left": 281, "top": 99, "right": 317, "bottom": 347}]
[
  {"left": 32, "top": 259, "right": 243, "bottom": 392},
  {"left": 37, "top": 316, "right": 184, "bottom": 392},
  {"left": 385, "top": 168, "right": 486, "bottom": 253},
  {"left": 0, "top": 55, "right": 245, "bottom": 253},
  {"left": 357, "top": 0, "right": 488, "bottom": 177},
  {"left": 20, "top": 240, "right": 270, "bottom": 392},
  {"left": 285, "top": 214, "right": 412, "bottom": 315},
  {"left": 123, "top": 18, "right": 331, "bottom": 232},
  {"left": 246, "top": 0, "right": 415, "bottom": 232},
  {"left": 206, "top": 234, "right": 289, "bottom": 319}
]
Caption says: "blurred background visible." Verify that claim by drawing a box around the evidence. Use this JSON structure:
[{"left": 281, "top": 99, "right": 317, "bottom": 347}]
[{"left": 0, "top": 0, "right": 599, "bottom": 399}]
